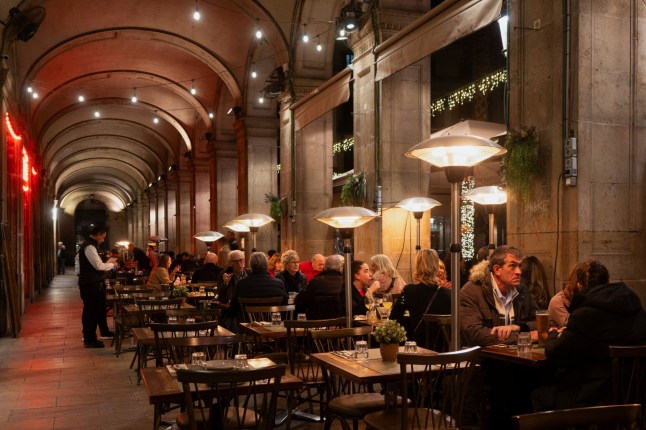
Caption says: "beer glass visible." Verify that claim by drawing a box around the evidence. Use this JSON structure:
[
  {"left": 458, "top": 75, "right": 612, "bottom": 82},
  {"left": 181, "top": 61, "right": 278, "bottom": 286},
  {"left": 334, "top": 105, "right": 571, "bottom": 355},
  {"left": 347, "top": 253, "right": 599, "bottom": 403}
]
[{"left": 535, "top": 310, "right": 549, "bottom": 347}]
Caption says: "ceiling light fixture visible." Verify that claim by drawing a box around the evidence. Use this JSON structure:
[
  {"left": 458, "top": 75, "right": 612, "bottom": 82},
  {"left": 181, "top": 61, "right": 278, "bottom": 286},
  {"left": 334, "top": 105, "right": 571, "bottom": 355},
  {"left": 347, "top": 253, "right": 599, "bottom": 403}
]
[
  {"left": 190, "top": 80, "right": 197, "bottom": 95},
  {"left": 193, "top": 0, "right": 200, "bottom": 21},
  {"left": 32, "top": 92, "right": 38, "bottom": 99},
  {"left": 336, "top": 0, "right": 361, "bottom": 38},
  {"left": 131, "top": 88, "right": 137, "bottom": 103},
  {"left": 208, "top": 112, "right": 214, "bottom": 119},
  {"left": 153, "top": 117, "right": 159, "bottom": 124},
  {"left": 78, "top": 95, "right": 85, "bottom": 102},
  {"left": 251, "top": 63, "right": 257, "bottom": 79},
  {"left": 316, "top": 38, "right": 322, "bottom": 52},
  {"left": 302, "top": 24, "right": 309, "bottom": 43},
  {"left": 255, "top": 19, "right": 262, "bottom": 39},
  {"left": 26, "top": 86, "right": 32, "bottom": 93},
  {"left": 258, "top": 96, "right": 264, "bottom": 104},
  {"left": 94, "top": 111, "right": 100, "bottom": 118}
]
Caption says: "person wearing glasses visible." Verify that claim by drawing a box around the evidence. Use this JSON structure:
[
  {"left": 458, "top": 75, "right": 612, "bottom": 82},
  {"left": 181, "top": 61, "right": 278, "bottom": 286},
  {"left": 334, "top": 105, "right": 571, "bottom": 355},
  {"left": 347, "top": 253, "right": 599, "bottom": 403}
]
[
  {"left": 276, "top": 250, "right": 308, "bottom": 293},
  {"left": 216, "top": 250, "right": 249, "bottom": 304}
]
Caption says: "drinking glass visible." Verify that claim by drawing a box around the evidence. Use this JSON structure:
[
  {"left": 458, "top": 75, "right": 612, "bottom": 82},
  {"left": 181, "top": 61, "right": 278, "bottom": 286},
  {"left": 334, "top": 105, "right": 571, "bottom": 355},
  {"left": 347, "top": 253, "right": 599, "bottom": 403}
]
[
  {"left": 536, "top": 310, "right": 549, "bottom": 347},
  {"left": 191, "top": 352, "right": 206, "bottom": 366},
  {"left": 199, "top": 285, "right": 205, "bottom": 294},
  {"left": 167, "top": 316, "right": 178, "bottom": 324},
  {"left": 288, "top": 292, "right": 296, "bottom": 305},
  {"left": 186, "top": 317, "right": 196, "bottom": 325},
  {"left": 234, "top": 354, "right": 249, "bottom": 369},
  {"left": 271, "top": 312, "right": 282, "bottom": 326},
  {"left": 364, "top": 295, "right": 375, "bottom": 312},
  {"left": 355, "top": 340, "right": 368, "bottom": 359},
  {"left": 297, "top": 313, "right": 307, "bottom": 321},
  {"left": 404, "top": 341, "right": 418, "bottom": 353},
  {"left": 517, "top": 332, "right": 532, "bottom": 357}
]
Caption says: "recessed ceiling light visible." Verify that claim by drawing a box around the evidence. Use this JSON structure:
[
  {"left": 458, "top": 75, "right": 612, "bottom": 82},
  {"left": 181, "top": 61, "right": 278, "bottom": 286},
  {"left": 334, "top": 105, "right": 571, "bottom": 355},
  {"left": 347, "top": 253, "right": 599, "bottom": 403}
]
[
  {"left": 208, "top": 112, "right": 214, "bottom": 119},
  {"left": 94, "top": 111, "right": 100, "bottom": 118},
  {"left": 153, "top": 117, "right": 159, "bottom": 124},
  {"left": 78, "top": 95, "right": 85, "bottom": 102}
]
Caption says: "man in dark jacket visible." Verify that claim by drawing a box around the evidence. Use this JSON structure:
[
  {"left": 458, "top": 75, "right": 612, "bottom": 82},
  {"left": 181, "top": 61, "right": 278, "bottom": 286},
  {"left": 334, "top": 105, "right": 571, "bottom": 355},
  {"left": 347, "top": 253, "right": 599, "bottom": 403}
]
[
  {"left": 460, "top": 245, "right": 538, "bottom": 347},
  {"left": 228, "top": 251, "right": 288, "bottom": 326},
  {"left": 534, "top": 259, "right": 646, "bottom": 411},
  {"left": 190, "top": 252, "right": 222, "bottom": 282},
  {"left": 296, "top": 254, "right": 344, "bottom": 318},
  {"left": 78, "top": 225, "right": 116, "bottom": 348}
]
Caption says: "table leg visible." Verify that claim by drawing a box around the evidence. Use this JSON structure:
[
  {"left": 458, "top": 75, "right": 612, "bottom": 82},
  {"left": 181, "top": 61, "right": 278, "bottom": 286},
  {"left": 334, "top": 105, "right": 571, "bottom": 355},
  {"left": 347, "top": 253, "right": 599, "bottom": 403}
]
[{"left": 153, "top": 404, "right": 162, "bottom": 430}]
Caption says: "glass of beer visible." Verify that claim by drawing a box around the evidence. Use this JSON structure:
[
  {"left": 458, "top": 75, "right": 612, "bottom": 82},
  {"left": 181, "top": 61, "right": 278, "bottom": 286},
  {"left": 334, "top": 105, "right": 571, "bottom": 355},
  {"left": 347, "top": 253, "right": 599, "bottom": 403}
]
[{"left": 535, "top": 310, "right": 549, "bottom": 347}]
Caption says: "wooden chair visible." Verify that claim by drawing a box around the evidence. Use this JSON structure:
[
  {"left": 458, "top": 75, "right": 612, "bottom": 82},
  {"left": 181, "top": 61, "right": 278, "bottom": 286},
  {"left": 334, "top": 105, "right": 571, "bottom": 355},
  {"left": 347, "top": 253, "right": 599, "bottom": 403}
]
[
  {"left": 238, "top": 296, "right": 285, "bottom": 322},
  {"left": 245, "top": 304, "right": 295, "bottom": 324},
  {"left": 311, "top": 326, "right": 382, "bottom": 430},
  {"left": 609, "top": 345, "right": 646, "bottom": 429},
  {"left": 150, "top": 321, "right": 238, "bottom": 366},
  {"left": 166, "top": 308, "right": 220, "bottom": 323},
  {"left": 363, "top": 346, "right": 481, "bottom": 430},
  {"left": 175, "top": 364, "right": 286, "bottom": 430},
  {"left": 112, "top": 287, "right": 155, "bottom": 357},
  {"left": 135, "top": 298, "right": 184, "bottom": 325},
  {"left": 422, "top": 314, "right": 451, "bottom": 352},
  {"left": 511, "top": 404, "right": 642, "bottom": 430},
  {"left": 284, "top": 317, "right": 347, "bottom": 420}
]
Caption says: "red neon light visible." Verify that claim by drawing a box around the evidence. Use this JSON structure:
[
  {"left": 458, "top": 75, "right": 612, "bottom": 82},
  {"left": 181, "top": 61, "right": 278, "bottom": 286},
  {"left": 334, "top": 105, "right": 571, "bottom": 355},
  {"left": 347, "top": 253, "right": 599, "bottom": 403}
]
[
  {"left": 5, "top": 113, "right": 22, "bottom": 141},
  {"left": 22, "top": 148, "right": 30, "bottom": 192},
  {"left": 31, "top": 167, "right": 37, "bottom": 176}
]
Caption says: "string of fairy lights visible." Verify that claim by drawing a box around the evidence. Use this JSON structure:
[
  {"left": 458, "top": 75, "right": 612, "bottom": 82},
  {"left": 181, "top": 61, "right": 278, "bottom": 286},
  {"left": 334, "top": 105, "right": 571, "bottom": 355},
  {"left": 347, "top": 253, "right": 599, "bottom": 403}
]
[
  {"left": 460, "top": 178, "right": 475, "bottom": 260},
  {"left": 431, "top": 69, "right": 507, "bottom": 117}
]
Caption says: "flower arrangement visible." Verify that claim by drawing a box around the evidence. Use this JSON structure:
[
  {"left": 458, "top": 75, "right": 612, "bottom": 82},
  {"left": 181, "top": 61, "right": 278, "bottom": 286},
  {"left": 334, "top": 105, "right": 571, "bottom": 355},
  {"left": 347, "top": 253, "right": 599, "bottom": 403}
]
[
  {"left": 172, "top": 286, "right": 189, "bottom": 298},
  {"left": 503, "top": 126, "right": 541, "bottom": 203},
  {"left": 372, "top": 320, "right": 407, "bottom": 344}
]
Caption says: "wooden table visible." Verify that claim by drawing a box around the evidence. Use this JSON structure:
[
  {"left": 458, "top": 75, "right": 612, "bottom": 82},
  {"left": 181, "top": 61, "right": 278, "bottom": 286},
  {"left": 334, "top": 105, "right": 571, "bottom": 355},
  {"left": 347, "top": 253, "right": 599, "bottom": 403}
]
[
  {"left": 238, "top": 322, "right": 293, "bottom": 339},
  {"left": 141, "top": 359, "right": 303, "bottom": 430},
  {"left": 310, "top": 346, "right": 434, "bottom": 385},
  {"left": 481, "top": 344, "right": 548, "bottom": 367}
]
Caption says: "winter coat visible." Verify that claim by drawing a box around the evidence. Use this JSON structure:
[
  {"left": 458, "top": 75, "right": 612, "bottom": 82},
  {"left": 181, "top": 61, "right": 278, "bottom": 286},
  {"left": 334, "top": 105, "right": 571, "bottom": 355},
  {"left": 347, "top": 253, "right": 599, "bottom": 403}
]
[{"left": 460, "top": 260, "right": 538, "bottom": 346}]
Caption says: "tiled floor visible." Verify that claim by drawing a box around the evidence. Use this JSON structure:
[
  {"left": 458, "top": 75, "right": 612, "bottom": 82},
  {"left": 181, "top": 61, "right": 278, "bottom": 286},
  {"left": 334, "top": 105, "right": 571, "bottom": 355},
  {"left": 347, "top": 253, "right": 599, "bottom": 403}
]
[{"left": 0, "top": 273, "right": 348, "bottom": 430}]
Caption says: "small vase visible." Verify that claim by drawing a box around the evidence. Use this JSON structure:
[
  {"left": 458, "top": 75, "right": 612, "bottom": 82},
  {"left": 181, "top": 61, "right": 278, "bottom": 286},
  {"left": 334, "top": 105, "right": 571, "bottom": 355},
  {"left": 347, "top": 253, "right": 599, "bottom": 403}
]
[{"left": 380, "top": 343, "right": 399, "bottom": 362}]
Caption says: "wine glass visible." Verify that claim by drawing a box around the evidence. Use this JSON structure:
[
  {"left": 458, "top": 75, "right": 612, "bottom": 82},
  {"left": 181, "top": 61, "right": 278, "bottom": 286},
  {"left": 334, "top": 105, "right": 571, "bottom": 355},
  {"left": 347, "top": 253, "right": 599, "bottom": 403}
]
[{"left": 381, "top": 293, "right": 393, "bottom": 319}]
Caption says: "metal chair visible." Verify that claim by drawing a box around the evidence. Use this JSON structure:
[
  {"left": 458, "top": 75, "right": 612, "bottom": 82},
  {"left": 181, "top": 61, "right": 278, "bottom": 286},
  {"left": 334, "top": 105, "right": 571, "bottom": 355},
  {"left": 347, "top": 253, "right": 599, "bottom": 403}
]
[
  {"left": 175, "top": 364, "right": 286, "bottom": 430},
  {"left": 512, "top": 404, "right": 642, "bottom": 430},
  {"left": 609, "top": 345, "right": 646, "bottom": 429},
  {"left": 363, "top": 346, "right": 481, "bottom": 430},
  {"left": 311, "top": 326, "right": 381, "bottom": 430}
]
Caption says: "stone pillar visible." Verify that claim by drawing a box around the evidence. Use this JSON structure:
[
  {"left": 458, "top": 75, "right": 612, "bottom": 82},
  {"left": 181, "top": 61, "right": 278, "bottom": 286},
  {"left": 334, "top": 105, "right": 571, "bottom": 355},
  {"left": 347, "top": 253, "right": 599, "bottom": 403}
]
[{"left": 177, "top": 167, "right": 193, "bottom": 255}]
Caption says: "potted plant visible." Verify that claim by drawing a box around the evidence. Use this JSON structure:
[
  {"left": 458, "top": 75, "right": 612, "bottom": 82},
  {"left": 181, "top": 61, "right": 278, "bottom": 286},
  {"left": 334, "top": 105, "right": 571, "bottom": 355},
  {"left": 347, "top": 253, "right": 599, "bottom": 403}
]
[
  {"left": 372, "top": 320, "right": 407, "bottom": 361},
  {"left": 264, "top": 193, "right": 281, "bottom": 222},
  {"left": 340, "top": 171, "right": 367, "bottom": 206},
  {"left": 502, "top": 126, "right": 541, "bottom": 203},
  {"left": 172, "top": 285, "right": 189, "bottom": 301}
]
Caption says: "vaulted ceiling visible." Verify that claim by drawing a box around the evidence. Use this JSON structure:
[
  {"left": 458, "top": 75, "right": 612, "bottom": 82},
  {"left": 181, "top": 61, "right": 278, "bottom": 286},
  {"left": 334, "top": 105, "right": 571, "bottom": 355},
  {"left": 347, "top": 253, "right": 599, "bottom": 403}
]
[{"left": 1, "top": 0, "right": 345, "bottom": 213}]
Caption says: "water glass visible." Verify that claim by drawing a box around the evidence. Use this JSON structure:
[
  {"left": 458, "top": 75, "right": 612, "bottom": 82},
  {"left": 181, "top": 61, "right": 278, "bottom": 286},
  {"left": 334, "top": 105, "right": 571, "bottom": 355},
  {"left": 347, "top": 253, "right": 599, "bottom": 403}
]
[
  {"left": 517, "top": 332, "right": 532, "bottom": 357},
  {"left": 271, "top": 312, "right": 282, "bottom": 326},
  {"left": 297, "top": 313, "right": 307, "bottom": 321},
  {"left": 186, "top": 317, "right": 196, "bottom": 325},
  {"left": 191, "top": 352, "right": 206, "bottom": 366},
  {"left": 234, "top": 354, "right": 248, "bottom": 369},
  {"left": 404, "top": 341, "right": 418, "bottom": 353},
  {"left": 288, "top": 292, "right": 296, "bottom": 305},
  {"left": 355, "top": 340, "right": 368, "bottom": 359},
  {"left": 167, "top": 316, "right": 178, "bottom": 324},
  {"left": 199, "top": 286, "right": 205, "bottom": 294}
]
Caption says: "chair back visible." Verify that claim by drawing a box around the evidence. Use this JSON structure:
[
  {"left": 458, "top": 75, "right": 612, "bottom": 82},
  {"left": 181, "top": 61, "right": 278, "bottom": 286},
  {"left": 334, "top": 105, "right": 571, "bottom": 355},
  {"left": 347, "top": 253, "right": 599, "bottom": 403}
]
[
  {"left": 238, "top": 296, "right": 285, "bottom": 322},
  {"left": 284, "top": 317, "right": 346, "bottom": 381},
  {"left": 176, "top": 364, "right": 286, "bottom": 430},
  {"left": 308, "top": 295, "right": 343, "bottom": 320},
  {"left": 166, "top": 308, "right": 220, "bottom": 323},
  {"left": 609, "top": 345, "right": 646, "bottom": 429},
  {"left": 150, "top": 321, "right": 238, "bottom": 365},
  {"left": 135, "top": 298, "right": 183, "bottom": 324},
  {"left": 422, "top": 314, "right": 452, "bottom": 352},
  {"left": 311, "top": 326, "right": 373, "bottom": 353},
  {"left": 512, "top": 404, "right": 642, "bottom": 430},
  {"left": 396, "top": 346, "right": 480, "bottom": 429},
  {"left": 245, "top": 305, "right": 295, "bottom": 323}
]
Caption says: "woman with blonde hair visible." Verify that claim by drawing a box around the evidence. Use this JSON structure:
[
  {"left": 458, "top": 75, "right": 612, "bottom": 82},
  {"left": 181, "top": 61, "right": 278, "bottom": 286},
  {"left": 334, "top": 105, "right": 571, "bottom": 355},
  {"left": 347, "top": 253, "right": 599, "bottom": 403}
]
[
  {"left": 276, "top": 250, "right": 308, "bottom": 292},
  {"left": 390, "top": 248, "right": 451, "bottom": 346},
  {"left": 368, "top": 254, "right": 406, "bottom": 295}
]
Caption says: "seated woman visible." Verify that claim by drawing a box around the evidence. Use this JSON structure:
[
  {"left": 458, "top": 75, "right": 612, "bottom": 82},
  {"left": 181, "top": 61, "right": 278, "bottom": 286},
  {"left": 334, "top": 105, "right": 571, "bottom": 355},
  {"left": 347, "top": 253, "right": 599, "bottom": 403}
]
[
  {"left": 276, "top": 250, "right": 308, "bottom": 293},
  {"left": 267, "top": 252, "right": 283, "bottom": 277},
  {"left": 390, "top": 248, "right": 451, "bottom": 347},
  {"left": 146, "top": 254, "right": 179, "bottom": 292},
  {"left": 548, "top": 261, "right": 587, "bottom": 328},
  {"left": 521, "top": 255, "right": 551, "bottom": 310},
  {"left": 368, "top": 254, "right": 406, "bottom": 295}
]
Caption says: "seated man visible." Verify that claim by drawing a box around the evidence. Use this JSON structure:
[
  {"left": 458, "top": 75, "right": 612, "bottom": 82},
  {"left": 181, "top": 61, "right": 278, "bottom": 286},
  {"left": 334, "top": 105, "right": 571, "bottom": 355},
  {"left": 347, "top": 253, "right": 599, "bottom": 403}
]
[
  {"left": 299, "top": 253, "right": 325, "bottom": 282},
  {"left": 534, "top": 259, "right": 646, "bottom": 411},
  {"left": 190, "top": 252, "right": 222, "bottom": 283},
  {"left": 228, "top": 252, "right": 288, "bottom": 325},
  {"left": 460, "top": 245, "right": 538, "bottom": 346},
  {"left": 296, "top": 254, "right": 344, "bottom": 319}
]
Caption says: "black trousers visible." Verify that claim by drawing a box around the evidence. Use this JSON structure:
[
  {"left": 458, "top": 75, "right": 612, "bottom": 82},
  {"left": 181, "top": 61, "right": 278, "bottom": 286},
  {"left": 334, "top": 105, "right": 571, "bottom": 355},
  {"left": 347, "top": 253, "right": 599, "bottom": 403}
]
[
  {"left": 79, "top": 283, "right": 103, "bottom": 343},
  {"left": 57, "top": 257, "right": 65, "bottom": 275}
]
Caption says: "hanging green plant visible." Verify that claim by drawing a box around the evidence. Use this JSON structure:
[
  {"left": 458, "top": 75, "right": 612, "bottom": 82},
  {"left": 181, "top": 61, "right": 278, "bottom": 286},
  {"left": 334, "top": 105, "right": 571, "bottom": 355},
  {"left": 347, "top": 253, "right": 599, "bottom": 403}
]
[
  {"left": 341, "top": 171, "right": 367, "bottom": 207},
  {"left": 264, "top": 193, "right": 282, "bottom": 222},
  {"left": 503, "top": 126, "right": 541, "bottom": 203}
]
